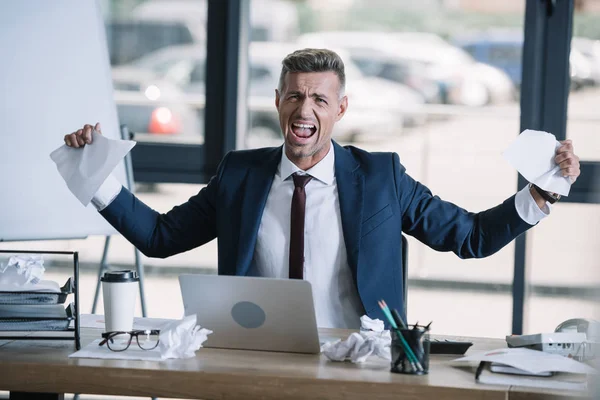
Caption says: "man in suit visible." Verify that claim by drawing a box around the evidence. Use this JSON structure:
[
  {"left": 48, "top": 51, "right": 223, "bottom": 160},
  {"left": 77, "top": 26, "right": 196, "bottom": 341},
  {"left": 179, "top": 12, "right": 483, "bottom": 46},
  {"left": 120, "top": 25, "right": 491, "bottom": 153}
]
[{"left": 64, "top": 49, "right": 580, "bottom": 328}]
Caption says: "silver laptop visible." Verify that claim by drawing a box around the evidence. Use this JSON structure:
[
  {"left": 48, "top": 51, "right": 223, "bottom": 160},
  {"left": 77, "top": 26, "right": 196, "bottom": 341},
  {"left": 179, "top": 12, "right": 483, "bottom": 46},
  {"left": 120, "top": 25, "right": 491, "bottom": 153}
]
[{"left": 178, "top": 274, "right": 320, "bottom": 354}]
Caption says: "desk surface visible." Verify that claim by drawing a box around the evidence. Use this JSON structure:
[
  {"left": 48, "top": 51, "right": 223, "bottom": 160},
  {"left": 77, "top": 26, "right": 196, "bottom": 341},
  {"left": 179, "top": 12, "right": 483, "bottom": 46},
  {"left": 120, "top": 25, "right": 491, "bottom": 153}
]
[{"left": 0, "top": 329, "right": 580, "bottom": 400}]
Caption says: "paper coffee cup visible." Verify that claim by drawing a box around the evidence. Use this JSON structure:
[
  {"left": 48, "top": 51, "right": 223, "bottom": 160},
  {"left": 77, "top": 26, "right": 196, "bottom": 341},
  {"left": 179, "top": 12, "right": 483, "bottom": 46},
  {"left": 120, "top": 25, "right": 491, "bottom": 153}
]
[{"left": 101, "top": 270, "right": 139, "bottom": 332}]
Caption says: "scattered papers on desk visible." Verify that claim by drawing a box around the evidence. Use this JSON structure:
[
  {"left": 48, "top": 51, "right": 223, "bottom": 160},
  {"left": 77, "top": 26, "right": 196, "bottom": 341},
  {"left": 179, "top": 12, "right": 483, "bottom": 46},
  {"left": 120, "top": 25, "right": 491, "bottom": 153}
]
[
  {"left": 70, "top": 314, "right": 212, "bottom": 360},
  {"left": 452, "top": 347, "right": 597, "bottom": 375},
  {"left": 476, "top": 362, "right": 589, "bottom": 392},
  {"left": 50, "top": 130, "right": 135, "bottom": 206},
  {"left": 0, "top": 254, "right": 45, "bottom": 287},
  {"left": 159, "top": 314, "right": 212, "bottom": 359},
  {"left": 70, "top": 339, "right": 163, "bottom": 361},
  {"left": 503, "top": 129, "right": 571, "bottom": 196},
  {"left": 321, "top": 315, "right": 391, "bottom": 363}
]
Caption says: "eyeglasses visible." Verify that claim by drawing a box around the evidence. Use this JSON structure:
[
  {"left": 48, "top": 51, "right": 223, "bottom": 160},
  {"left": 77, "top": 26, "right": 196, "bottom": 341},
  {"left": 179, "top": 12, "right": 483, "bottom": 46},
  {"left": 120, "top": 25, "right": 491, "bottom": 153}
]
[{"left": 99, "top": 330, "right": 160, "bottom": 352}]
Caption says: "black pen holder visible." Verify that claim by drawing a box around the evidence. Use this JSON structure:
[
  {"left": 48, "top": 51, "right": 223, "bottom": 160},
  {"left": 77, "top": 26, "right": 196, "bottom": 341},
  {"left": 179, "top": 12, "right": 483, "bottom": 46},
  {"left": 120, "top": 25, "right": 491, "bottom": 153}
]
[{"left": 390, "top": 326, "right": 430, "bottom": 375}]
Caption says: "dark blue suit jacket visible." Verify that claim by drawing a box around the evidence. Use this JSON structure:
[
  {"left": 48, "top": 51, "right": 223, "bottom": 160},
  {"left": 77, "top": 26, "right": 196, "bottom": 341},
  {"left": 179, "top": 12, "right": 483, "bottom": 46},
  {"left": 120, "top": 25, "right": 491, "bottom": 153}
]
[{"left": 101, "top": 141, "right": 532, "bottom": 323}]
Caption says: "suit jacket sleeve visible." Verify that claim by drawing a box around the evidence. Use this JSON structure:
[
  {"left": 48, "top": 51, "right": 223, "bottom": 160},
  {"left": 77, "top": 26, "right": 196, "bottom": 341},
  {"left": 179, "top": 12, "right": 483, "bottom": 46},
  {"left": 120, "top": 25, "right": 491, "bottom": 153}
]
[
  {"left": 99, "top": 152, "right": 231, "bottom": 258},
  {"left": 392, "top": 153, "right": 532, "bottom": 259}
]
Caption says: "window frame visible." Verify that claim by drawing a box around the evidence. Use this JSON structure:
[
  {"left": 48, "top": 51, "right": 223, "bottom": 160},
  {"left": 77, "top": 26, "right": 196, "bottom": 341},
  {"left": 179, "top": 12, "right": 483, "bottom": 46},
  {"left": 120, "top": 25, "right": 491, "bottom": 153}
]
[
  {"left": 130, "top": 0, "right": 249, "bottom": 184},
  {"left": 513, "top": 0, "right": 599, "bottom": 334}
]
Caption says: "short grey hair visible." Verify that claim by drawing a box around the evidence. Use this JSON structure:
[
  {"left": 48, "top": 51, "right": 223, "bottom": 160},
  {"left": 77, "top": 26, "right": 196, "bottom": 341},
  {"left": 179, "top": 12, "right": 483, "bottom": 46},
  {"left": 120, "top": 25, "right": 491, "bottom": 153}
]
[{"left": 278, "top": 48, "right": 346, "bottom": 98}]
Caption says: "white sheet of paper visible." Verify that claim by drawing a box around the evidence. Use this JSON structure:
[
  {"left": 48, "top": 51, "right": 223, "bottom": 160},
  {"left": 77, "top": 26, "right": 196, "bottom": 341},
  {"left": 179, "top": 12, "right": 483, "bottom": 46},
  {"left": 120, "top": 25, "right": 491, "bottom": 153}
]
[
  {"left": 453, "top": 347, "right": 597, "bottom": 375},
  {"left": 49, "top": 131, "right": 135, "bottom": 206},
  {"left": 503, "top": 129, "right": 571, "bottom": 196},
  {"left": 69, "top": 338, "right": 163, "bottom": 361},
  {"left": 77, "top": 313, "right": 175, "bottom": 331},
  {"left": 0, "top": 280, "right": 60, "bottom": 293}
]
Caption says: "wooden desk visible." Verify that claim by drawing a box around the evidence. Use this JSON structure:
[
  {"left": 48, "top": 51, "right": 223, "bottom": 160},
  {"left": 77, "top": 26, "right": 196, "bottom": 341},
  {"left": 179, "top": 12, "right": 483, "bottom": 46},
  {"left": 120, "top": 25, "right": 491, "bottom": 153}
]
[{"left": 0, "top": 329, "right": 578, "bottom": 400}]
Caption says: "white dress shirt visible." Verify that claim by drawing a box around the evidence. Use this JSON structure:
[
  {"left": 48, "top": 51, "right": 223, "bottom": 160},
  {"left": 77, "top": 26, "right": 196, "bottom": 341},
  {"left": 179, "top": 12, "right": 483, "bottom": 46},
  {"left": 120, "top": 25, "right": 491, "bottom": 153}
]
[
  {"left": 248, "top": 146, "right": 365, "bottom": 328},
  {"left": 92, "top": 144, "right": 550, "bottom": 328}
]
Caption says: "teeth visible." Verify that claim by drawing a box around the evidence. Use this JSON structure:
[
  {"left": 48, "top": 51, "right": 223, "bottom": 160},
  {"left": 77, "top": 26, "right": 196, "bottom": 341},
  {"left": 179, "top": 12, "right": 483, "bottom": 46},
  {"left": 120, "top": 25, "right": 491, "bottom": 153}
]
[{"left": 293, "top": 123, "right": 315, "bottom": 129}]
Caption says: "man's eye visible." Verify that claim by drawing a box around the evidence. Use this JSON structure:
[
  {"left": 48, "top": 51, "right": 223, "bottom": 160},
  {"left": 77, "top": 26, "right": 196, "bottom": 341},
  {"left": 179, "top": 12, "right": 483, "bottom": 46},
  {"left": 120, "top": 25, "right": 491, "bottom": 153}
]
[{"left": 317, "top": 98, "right": 327, "bottom": 104}]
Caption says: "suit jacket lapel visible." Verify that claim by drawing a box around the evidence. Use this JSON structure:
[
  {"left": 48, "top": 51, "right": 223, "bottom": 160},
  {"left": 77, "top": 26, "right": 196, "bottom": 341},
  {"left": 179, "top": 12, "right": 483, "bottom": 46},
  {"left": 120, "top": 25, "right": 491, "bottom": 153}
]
[
  {"left": 333, "top": 142, "right": 364, "bottom": 282},
  {"left": 236, "top": 146, "right": 281, "bottom": 276}
]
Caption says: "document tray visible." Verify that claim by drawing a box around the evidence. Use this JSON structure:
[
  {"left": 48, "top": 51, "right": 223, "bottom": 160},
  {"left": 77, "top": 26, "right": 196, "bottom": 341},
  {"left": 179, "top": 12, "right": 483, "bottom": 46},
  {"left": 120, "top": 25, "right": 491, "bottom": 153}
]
[
  {"left": 0, "top": 277, "right": 73, "bottom": 305},
  {"left": 0, "top": 302, "right": 75, "bottom": 331}
]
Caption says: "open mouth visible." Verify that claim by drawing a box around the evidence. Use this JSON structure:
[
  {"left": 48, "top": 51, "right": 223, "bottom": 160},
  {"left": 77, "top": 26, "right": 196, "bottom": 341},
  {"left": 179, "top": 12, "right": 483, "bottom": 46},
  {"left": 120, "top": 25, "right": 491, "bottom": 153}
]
[{"left": 291, "top": 122, "right": 317, "bottom": 140}]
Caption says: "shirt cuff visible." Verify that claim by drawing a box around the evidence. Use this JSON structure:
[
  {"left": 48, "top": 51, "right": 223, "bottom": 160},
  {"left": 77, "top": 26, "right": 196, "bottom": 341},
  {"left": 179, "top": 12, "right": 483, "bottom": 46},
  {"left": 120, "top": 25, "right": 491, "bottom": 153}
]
[
  {"left": 90, "top": 174, "right": 122, "bottom": 211},
  {"left": 514, "top": 184, "right": 550, "bottom": 226}
]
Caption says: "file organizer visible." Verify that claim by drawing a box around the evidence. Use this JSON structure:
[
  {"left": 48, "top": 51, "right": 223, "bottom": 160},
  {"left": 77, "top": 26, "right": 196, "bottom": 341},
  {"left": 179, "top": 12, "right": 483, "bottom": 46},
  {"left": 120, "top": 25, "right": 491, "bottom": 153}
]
[{"left": 0, "top": 250, "right": 81, "bottom": 350}]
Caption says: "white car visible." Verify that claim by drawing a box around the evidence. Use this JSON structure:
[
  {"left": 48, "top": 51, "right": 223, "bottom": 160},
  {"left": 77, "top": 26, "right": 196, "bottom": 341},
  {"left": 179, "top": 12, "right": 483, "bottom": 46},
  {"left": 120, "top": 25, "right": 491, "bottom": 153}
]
[
  {"left": 572, "top": 37, "right": 600, "bottom": 85},
  {"left": 299, "top": 31, "right": 515, "bottom": 106}
]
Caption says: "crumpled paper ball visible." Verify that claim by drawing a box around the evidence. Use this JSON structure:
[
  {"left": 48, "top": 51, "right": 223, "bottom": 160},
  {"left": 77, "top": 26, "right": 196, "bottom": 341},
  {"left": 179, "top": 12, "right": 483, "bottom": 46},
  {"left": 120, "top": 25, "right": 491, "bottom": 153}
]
[
  {"left": 158, "top": 314, "right": 212, "bottom": 359},
  {"left": 321, "top": 315, "right": 391, "bottom": 363},
  {"left": 0, "top": 255, "right": 45, "bottom": 286}
]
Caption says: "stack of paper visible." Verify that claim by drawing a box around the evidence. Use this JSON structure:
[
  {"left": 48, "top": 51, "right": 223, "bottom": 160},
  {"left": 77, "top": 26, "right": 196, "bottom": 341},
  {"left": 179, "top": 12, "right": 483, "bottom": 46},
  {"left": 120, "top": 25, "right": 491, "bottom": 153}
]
[{"left": 453, "top": 347, "right": 597, "bottom": 392}]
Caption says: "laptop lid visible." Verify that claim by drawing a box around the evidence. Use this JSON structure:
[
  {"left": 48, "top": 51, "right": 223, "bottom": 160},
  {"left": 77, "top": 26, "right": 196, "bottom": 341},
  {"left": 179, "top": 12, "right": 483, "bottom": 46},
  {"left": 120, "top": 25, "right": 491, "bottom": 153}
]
[{"left": 179, "top": 274, "right": 320, "bottom": 354}]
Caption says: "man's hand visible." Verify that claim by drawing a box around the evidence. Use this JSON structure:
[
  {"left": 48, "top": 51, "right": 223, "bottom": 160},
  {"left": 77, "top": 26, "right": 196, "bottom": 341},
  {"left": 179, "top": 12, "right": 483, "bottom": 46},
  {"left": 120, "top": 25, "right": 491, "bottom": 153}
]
[
  {"left": 64, "top": 122, "right": 101, "bottom": 148},
  {"left": 555, "top": 139, "right": 580, "bottom": 183},
  {"left": 529, "top": 139, "right": 580, "bottom": 208}
]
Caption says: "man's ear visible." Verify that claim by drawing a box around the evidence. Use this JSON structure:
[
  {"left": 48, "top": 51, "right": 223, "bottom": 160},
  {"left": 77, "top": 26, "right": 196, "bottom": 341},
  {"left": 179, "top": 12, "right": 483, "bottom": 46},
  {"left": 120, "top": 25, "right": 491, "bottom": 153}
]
[
  {"left": 275, "top": 89, "right": 280, "bottom": 109},
  {"left": 335, "top": 95, "right": 348, "bottom": 122}
]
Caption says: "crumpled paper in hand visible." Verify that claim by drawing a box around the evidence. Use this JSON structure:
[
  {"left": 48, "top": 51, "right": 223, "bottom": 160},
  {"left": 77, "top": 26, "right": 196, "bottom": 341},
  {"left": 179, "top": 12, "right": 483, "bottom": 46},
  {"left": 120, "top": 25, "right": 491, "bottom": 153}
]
[
  {"left": 321, "top": 315, "right": 391, "bottom": 363},
  {"left": 503, "top": 129, "right": 572, "bottom": 196},
  {"left": 158, "top": 314, "right": 212, "bottom": 359},
  {"left": 0, "top": 255, "right": 45, "bottom": 286},
  {"left": 50, "top": 130, "right": 135, "bottom": 206}
]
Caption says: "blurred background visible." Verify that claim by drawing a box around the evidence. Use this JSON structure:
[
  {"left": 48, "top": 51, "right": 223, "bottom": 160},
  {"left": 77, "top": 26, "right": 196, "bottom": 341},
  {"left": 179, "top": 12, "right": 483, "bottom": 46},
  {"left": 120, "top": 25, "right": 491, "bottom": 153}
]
[{"left": 2, "top": 0, "right": 599, "bottom": 338}]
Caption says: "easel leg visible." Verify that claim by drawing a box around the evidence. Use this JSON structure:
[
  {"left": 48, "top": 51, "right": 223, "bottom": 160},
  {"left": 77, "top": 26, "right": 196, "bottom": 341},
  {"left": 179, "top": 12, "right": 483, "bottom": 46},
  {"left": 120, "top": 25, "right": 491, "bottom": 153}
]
[
  {"left": 91, "top": 236, "right": 111, "bottom": 314},
  {"left": 121, "top": 123, "right": 147, "bottom": 318},
  {"left": 135, "top": 248, "right": 148, "bottom": 317}
]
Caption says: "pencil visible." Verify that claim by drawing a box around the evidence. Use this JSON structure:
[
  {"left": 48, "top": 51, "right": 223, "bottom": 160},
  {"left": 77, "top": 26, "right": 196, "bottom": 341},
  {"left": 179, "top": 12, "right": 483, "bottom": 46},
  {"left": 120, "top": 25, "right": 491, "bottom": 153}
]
[{"left": 378, "top": 300, "right": 423, "bottom": 372}]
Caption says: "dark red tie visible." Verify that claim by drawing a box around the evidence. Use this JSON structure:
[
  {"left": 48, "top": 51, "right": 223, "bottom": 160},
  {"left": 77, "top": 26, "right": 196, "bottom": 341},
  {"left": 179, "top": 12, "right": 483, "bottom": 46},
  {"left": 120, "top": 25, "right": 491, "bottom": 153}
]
[{"left": 289, "top": 173, "right": 312, "bottom": 279}]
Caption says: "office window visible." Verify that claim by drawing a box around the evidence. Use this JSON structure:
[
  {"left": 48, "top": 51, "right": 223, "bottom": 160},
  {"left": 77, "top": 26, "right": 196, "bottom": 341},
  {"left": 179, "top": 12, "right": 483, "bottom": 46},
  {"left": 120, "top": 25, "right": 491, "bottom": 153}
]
[
  {"left": 522, "top": 5, "right": 600, "bottom": 333},
  {"left": 567, "top": 33, "right": 600, "bottom": 162},
  {"left": 246, "top": 0, "right": 529, "bottom": 337},
  {"left": 101, "top": 0, "right": 206, "bottom": 145},
  {"left": 526, "top": 203, "right": 600, "bottom": 333},
  {"left": 94, "top": 0, "right": 212, "bottom": 317}
]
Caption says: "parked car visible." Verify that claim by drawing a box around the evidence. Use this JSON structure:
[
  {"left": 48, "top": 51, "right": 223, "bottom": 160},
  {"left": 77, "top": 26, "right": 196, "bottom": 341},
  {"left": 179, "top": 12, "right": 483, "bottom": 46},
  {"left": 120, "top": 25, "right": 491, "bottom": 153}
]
[
  {"left": 454, "top": 31, "right": 595, "bottom": 91},
  {"left": 298, "top": 32, "right": 448, "bottom": 104},
  {"left": 112, "top": 67, "right": 202, "bottom": 138},
  {"left": 126, "top": 42, "right": 425, "bottom": 142},
  {"left": 393, "top": 32, "right": 516, "bottom": 105},
  {"left": 298, "top": 31, "right": 515, "bottom": 106},
  {"left": 328, "top": 46, "right": 442, "bottom": 104},
  {"left": 105, "top": 20, "right": 195, "bottom": 66},
  {"left": 131, "top": 0, "right": 299, "bottom": 43},
  {"left": 572, "top": 37, "right": 600, "bottom": 85},
  {"left": 456, "top": 32, "right": 523, "bottom": 87}
]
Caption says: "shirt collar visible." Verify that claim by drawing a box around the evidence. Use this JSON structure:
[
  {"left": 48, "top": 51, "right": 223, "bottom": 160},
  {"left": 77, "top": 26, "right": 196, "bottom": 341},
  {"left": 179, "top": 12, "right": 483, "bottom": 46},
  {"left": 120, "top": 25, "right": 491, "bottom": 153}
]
[{"left": 279, "top": 142, "right": 335, "bottom": 185}]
